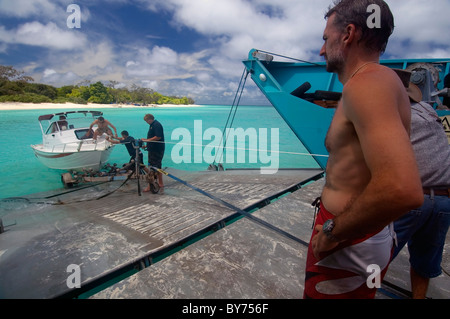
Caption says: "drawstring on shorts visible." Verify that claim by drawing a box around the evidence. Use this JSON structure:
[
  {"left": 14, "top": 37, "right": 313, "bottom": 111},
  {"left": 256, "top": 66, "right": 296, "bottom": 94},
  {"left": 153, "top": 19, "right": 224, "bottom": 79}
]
[{"left": 311, "top": 197, "right": 321, "bottom": 229}]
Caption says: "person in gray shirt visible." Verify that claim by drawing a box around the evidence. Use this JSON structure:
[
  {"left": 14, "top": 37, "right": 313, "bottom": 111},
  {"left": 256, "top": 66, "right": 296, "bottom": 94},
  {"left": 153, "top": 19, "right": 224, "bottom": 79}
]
[{"left": 392, "top": 83, "right": 450, "bottom": 299}]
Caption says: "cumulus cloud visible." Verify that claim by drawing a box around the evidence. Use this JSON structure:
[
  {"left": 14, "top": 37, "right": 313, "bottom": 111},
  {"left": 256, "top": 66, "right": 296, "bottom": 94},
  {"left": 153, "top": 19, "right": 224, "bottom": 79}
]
[
  {"left": 44, "top": 41, "right": 120, "bottom": 84},
  {"left": 2, "top": 0, "right": 449, "bottom": 104},
  {"left": 145, "top": 0, "right": 328, "bottom": 61},
  {"left": 42, "top": 68, "right": 81, "bottom": 86},
  {"left": 127, "top": 0, "right": 328, "bottom": 102},
  {"left": 0, "top": 0, "right": 61, "bottom": 19},
  {"left": 142, "top": 0, "right": 450, "bottom": 102},
  {"left": 385, "top": 0, "right": 450, "bottom": 58},
  {"left": 0, "top": 21, "right": 87, "bottom": 50},
  {"left": 0, "top": 0, "right": 91, "bottom": 23},
  {"left": 125, "top": 46, "right": 214, "bottom": 89}
]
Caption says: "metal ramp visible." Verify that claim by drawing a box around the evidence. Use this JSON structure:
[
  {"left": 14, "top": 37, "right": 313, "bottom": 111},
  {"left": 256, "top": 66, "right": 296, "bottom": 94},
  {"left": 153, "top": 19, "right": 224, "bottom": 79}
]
[
  {"left": 91, "top": 178, "right": 450, "bottom": 299},
  {"left": 0, "top": 168, "right": 323, "bottom": 298},
  {"left": 92, "top": 173, "right": 324, "bottom": 299},
  {"left": 1, "top": 167, "right": 449, "bottom": 299}
]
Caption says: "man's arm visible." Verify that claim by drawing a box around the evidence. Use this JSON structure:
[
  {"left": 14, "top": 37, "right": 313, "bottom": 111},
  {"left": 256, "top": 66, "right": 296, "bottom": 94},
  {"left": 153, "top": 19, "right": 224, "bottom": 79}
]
[
  {"left": 89, "top": 119, "right": 97, "bottom": 131},
  {"left": 106, "top": 135, "right": 122, "bottom": 144},
  {"left": 106, "top": 120, "right": 118, "bottom": 136}
]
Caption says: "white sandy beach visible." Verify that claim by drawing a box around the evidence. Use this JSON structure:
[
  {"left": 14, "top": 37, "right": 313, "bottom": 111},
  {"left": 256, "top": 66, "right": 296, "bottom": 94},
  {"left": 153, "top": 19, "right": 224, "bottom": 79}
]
[{"left": 0, "top": 102, "right": 203, "bottom": 111}]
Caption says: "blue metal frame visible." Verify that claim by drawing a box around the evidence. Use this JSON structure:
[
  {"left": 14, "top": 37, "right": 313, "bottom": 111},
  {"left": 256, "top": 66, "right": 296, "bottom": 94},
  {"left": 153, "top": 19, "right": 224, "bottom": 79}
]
[{"left": 243, "top": 49, "right": 450, "bottom": 169}]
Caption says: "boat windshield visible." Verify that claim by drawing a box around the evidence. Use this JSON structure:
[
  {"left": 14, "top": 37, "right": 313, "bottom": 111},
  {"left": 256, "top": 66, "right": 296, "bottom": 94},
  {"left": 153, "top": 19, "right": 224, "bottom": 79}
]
[
  {"left": 40, "top": 111, "right": 102, "bottom": 135},
  {"left": 45, "top": 120, "right": 70, "bottom": 134},
  {"left": 75, "top": 129, "right": 93, "bottom": 140}
]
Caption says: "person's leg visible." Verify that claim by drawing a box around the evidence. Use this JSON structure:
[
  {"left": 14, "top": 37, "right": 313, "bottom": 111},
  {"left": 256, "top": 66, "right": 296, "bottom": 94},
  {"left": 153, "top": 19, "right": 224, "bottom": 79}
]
[
  {"left": 143, "top": 152, "right": 152, "bottom": 192},
  {"left": 158, "top": 172, "right": 164, "bottom": 188},
  {"left": 154, "top": 152, "right": 164, "bottom": 188},
  {"left": 410, "top": 267, "right": 429, "bottom": 299},
  {"left": 407, "top": 195, "right": 450, "bottom": 299}
]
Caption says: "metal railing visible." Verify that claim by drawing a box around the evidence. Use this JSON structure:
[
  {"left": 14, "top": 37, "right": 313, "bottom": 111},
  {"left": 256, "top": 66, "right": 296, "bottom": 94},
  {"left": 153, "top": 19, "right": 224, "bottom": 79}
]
[{"left": 47, "top": 140, "right": 112, "bottom": 153}]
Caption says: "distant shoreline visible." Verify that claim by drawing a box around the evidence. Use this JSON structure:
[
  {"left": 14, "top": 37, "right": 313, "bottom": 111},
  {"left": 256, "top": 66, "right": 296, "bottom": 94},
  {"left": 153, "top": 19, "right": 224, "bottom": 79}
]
[{"left": 0, "top": 102, "right": 204, "bottom": 111}]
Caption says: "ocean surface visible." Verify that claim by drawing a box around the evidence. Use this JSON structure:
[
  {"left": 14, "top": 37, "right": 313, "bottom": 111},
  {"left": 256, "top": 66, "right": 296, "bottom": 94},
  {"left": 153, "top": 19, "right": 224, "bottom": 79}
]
[{"left": 0, "top": 105, "right": 320, "bottom": 199}]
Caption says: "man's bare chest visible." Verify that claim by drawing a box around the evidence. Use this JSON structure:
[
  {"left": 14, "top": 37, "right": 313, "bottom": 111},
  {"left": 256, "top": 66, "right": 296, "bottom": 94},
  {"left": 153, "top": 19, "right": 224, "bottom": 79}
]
[{"left": 325, "top": 105, "right": 355, "bottom": 152}]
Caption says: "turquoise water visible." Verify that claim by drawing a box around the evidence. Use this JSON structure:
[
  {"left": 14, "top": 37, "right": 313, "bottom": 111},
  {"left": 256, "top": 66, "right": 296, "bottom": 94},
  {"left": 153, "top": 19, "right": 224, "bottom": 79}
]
[{"left": 0, "top": 105, "right": 319, "bottom": 199}]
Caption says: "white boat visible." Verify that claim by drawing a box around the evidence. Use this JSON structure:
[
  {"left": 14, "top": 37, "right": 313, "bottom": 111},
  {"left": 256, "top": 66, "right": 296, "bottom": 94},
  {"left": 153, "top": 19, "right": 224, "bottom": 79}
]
[{"left": 31, "top": 110, "right": 115, "bottom": 171}]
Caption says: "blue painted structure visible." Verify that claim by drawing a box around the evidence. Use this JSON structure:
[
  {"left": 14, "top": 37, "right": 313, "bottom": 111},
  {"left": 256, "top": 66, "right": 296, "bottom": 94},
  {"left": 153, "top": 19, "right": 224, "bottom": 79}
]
[{"left": 243, "top": 49, "right": 450, "bottom": 169}]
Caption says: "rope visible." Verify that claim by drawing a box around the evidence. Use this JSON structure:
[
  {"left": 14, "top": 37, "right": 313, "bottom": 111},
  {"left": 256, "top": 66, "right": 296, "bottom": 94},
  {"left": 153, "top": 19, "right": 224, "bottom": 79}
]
[
  {"left": 147, "top": 139, "right": 329, "bottom": 159},
  {"left": 254, "top": 49, "right": 323, "bottom": 66},
  {"left": 213, "top": 68, "right": 250, "bottom": 165},
  {"left": 151, "top": 166, "right": 309, "bottom": 246}
]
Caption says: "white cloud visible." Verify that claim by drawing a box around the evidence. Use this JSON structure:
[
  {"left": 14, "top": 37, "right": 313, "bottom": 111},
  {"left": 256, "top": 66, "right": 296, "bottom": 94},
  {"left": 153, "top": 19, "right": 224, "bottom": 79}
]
[
  {"left": 387, "top": 0, "right": 450, "bottom": 43},
  {"left": 125, "top": 46, "right": 213, "bottom": 84},
  {"left": 3, "top": 0, "right": 450, "bottom": 104},
  {"left": 151, "top": 0, "right": 328, "bottom": 61},
  {"left": 134, "top": 0, "right": 331, "bottom": 102},
  {"left": 28, "top": 41, "right": 120, "bottom": 86},
  {"left": 0, "top": 21, "right": 87, "bottom": 50},
  {"left": 0, "top": 0, "right": 61, "bottom": 18},
  {"left": 42, "top": 68, "right": 81, "bottom": 86},
  {"left": 384, "top": 0, "right": 450, "bottom": 58},
  {"left": 164, "top": 0, "right": 450, "bottom": 102},
  {"left": 0, "top": 0, "right": 91, "bottom": 24}
]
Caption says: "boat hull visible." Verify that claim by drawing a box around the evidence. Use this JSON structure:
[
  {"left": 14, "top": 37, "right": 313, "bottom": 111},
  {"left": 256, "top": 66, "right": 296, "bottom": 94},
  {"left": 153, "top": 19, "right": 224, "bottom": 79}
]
[
  {"left": 31, "top": 144, "right": 114, "bottom": 171},
  {"left": 243, "top": 50, "right": 450, "bottom": 169}
]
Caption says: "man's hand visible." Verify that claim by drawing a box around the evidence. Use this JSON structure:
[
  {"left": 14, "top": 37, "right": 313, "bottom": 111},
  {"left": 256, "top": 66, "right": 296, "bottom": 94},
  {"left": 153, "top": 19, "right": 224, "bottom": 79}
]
[{"left": 311, "top": 224, "right": 339, "bottom": 260}]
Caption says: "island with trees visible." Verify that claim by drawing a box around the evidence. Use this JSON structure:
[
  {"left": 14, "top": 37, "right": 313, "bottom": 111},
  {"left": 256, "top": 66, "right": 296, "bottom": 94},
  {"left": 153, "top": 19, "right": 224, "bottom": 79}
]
[{"left": 0, "top": 65, "right": 195, "bottom": 106}]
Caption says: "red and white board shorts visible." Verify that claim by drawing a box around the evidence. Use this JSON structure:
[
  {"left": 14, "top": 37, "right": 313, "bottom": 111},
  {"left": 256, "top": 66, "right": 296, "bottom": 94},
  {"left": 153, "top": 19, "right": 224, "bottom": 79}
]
[{"left": 304, "top": 202, "right": 394, "bottom": 299}]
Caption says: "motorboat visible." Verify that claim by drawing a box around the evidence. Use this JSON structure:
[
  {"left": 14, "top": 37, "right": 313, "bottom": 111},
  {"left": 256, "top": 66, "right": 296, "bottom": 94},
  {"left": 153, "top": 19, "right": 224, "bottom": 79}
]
[{"left": 31, "top": 110, "right": 115, "bottom": 171}]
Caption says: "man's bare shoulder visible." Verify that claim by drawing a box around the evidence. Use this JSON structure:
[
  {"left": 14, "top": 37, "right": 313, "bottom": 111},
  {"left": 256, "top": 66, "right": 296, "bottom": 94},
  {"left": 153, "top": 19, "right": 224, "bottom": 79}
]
[
  {"left": 345, "top": 65, "right": 401, "bottom": 93},
  {"left": 342, "top": 65, "right": 406, "bottom": 113}
]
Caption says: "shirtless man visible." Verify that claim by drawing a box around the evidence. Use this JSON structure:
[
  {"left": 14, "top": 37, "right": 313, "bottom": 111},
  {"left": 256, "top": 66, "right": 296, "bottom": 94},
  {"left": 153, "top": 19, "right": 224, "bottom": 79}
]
[
  {"left": 89, "top": 116, "right": 118, "bottom": 140},
  {"left": 304, "top": 0, "right": 423, "bottom": 299}
]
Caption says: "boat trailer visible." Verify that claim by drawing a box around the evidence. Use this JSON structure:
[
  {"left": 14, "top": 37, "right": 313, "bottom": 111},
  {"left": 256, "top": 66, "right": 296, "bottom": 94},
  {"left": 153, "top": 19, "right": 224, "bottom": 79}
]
[{"left": 60, "top": 160, "right": 161, "bottom": 194}]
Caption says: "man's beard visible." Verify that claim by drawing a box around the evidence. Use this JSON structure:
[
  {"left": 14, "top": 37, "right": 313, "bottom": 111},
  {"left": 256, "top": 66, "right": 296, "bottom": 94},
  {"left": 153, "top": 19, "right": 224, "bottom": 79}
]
[{"left": 325, "top": 48, "right": 345, "bottom": 74}]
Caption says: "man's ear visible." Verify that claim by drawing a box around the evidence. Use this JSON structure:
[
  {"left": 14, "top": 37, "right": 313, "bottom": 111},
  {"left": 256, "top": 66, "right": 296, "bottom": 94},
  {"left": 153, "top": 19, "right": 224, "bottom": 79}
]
[{"left": 343, "top": 24, "right": 359, "bottom": 46}]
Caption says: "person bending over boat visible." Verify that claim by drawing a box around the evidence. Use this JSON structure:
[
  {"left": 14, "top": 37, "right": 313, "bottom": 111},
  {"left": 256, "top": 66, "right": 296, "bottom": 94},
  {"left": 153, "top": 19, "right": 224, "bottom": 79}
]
[
  {"left": 89, "top": 116, "right": 118, "bottom": 140},
  {"left": 304, "top": 0, "right": 423, "bottom": 299},
  {"left": 141, "top": 114, "right": 165, "bottom": 193},
  {"left": 107, "top": 130, "right": 144, "bottom": 164}
]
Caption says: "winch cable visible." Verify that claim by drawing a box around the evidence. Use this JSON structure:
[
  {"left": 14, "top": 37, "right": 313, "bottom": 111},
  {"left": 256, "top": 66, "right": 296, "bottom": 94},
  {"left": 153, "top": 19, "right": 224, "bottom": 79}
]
[
  {"left": 212, "top": 67, "right": 250, "bottom": 167},
  {"left": 149, "top": 167, "right": 428, "bottom": 299},
  {"left": 254, "top": 49, "right": 323, "bottom": 66},
  {"left": 96, "top": 169, "right": 136, "bottom": 200},
  {"left": 151, "top": 166, "right": 309, "bottom": 246},
  {"left": 0, "top": 180, "right": 112, "bottom": 206},
  {"left": 1, "top": 169, "right": 138, "bottom": 206}
]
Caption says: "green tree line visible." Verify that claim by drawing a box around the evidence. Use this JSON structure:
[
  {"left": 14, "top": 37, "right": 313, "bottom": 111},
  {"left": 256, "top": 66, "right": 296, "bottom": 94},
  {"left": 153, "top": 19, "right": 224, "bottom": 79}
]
[{"left": 0, "top": 65, "right": 195, "bottom": 105}]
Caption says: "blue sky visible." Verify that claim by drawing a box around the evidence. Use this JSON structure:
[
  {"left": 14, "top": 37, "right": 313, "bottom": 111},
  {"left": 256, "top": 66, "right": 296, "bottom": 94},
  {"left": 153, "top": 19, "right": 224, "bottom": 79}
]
[{"left": 1, "top": 0, "right": 450, "bottom": 104}]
